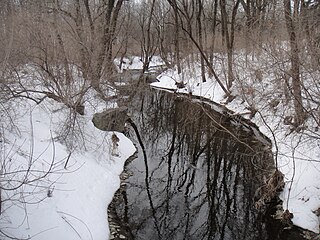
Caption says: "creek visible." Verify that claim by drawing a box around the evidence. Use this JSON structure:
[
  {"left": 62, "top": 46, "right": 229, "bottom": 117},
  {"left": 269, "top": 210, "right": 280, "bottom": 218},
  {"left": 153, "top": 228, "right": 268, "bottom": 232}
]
[{"left": 108, "top": 87, "right": 286, "bottom": 240}]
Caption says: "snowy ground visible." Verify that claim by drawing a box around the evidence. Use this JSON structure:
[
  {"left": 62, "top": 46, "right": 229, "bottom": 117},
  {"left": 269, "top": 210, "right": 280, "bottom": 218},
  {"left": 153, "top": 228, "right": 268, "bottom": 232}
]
[
  {"left": 0, "top": 56, "right": 163, "bottom": 240},
  {"left": 1, "top": 54, "right": 319, "bottom": 239},
  {"left": 0, "top": 93, "right": 136, "bottom": 239},
  {"left": 151, "top": 55, "right": 320, "bottom": 234},
  {"left": 114, "top": 55, "right": 166, "bottom": 72}
]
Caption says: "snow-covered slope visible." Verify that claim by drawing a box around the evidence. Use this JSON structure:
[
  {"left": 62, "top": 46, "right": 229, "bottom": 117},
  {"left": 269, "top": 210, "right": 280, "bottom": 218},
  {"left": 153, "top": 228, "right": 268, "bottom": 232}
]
[{"left": 0, "top": 95, "right": 136, "bottom": 239}]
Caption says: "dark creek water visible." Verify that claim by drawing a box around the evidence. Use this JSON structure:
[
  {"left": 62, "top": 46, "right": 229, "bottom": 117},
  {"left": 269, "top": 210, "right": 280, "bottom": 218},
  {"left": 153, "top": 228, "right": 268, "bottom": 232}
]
[{"left": 112, "top": 89, "right": 279, "bottom": 240}]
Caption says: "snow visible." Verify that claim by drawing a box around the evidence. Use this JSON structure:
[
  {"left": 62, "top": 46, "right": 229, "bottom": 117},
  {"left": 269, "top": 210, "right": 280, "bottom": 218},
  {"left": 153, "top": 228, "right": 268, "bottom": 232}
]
[
  {"left": 0, "top": 95, "right": 136, "bottom": 239},
  {"left": 154, "top": 68, "right": 225, "bottom": 102},
  {"left": 151, "top": 55, "right": 320, "bottom": 234},
  {"left": 1, "top": 50, "right": 319, "bottom": 238},
  {"left": 114, "top": 56, "right": 166, "bottom": 72},
  {"left": 277, "top": 133, "right": 320, "bottom": 233}
]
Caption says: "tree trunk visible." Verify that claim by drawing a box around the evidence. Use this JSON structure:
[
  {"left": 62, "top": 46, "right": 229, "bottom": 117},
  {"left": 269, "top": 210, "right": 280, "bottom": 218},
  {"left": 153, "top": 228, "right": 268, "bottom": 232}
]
[
  {"left": 197, "top": 0, "right": 206, "bottom": 82},
  {"left": 209, "top": 0, "right": 218, "bottom": 69},
  {"left": 173, "top": 1, "right": 182, "bottom": 74},
  {"left": 141, "top": 0, "right": 157, "bottom": 75},
  {"left": 220, "top": 0, "right": 240, "bottom": 90},
  {"left": 94, "top": 0, "right": 124, "bottom": 89},
  {"left": 53, "top": 4, "right": 71, "bottom": 86},
  {"left": 283, "top": 0, "right": 305, "bottom": 126}
]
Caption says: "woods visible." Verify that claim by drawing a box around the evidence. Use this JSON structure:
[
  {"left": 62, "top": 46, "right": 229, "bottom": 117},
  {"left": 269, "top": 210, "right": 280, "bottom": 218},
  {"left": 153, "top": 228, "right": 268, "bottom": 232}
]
[
  {"left": 1, "top": 0, "right": 319, "bottom": 127},
  {"left": 1, "top": 0, "right": 320, "bottom": 239}
]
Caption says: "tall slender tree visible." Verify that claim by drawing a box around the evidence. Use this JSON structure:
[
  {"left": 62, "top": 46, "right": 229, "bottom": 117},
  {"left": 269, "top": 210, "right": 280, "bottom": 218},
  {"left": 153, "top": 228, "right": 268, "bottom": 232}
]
[
  {"left": 283, "top": 0, "right": 305, "bottom": 126},
  {"left": 220, "top": 0, "right": 240, "bottom": 90}
]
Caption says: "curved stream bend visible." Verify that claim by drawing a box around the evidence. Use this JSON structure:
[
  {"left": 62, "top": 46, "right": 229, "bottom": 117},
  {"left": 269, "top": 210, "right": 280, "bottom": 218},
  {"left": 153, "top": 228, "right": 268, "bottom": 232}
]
[{"left": 105, "top": 88, "right": 307, "bottom": 240}]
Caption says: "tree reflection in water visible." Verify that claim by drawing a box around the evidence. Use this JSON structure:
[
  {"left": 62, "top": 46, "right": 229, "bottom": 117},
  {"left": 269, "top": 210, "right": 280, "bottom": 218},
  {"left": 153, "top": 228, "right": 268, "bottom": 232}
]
[{"left": 118, "top": 90, "right": 274, "bottom": 240}]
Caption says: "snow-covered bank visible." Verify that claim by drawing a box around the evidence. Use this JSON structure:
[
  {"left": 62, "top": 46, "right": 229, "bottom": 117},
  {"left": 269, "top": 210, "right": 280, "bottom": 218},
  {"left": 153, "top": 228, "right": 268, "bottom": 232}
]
[
  {"left": 0, "top": 95, "right": 136, "bottom": 239},
  {"left": 151, "top": 61, "right": 320, "bottom": 234},
  {"left": 114, "top": 55, "right": 166, "bottom": 72}
]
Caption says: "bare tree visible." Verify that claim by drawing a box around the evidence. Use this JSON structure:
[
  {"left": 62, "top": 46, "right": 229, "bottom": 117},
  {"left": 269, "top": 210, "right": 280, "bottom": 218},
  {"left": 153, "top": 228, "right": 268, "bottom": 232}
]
[
  {"left": 167, "top": 0, "right": 231, "bottom": 97},
  {"left": 172, "top": 0, "right": 182, "bottom": 73},
  {"left": 283, "top": 0, "right": 305, "bottom": 126},
  {"left": 206, "top": 0, "right": 219, "bottom": 68},
  {"left": 220, "top": 0, "right": 240, "bottom": 89},
  {"left": 300, "top": 0, "right": 320, "bottom": 69},
  {"left": 196, "top": 0, "right": 206, "bottom": 83},
  {"left": 138, "top": 0, "right": 158, "bottom": 76}
]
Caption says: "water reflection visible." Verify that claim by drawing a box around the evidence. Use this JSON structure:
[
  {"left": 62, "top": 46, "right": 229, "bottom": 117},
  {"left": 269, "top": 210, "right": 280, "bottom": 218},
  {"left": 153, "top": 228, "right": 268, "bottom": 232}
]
[{"left": 118, "top": 89, "right": 274, "bottom": 240}]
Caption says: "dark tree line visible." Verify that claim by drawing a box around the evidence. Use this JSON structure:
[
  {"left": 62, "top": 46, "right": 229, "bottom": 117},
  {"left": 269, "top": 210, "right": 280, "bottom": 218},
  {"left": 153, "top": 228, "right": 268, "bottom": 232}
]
[{"left": 0, "top": 0, "right": 320, "bottom": 124}]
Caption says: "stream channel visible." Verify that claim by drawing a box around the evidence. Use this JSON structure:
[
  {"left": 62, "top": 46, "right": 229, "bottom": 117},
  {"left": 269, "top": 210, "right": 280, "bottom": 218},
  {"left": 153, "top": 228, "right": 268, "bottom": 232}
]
[{"left": 106, "top": 87, "right": 305, "bottom": 240}]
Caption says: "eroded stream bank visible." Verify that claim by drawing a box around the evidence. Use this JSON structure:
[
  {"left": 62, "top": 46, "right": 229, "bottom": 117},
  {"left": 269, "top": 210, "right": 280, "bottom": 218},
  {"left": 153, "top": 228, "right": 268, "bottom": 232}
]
[{"left": 105, "top": 88, "right": 308, "bottom": 240}]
